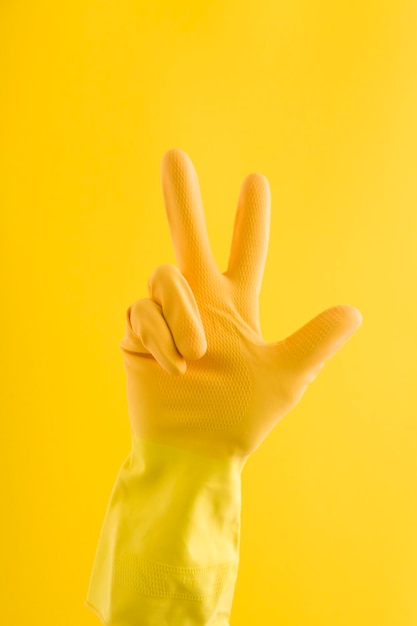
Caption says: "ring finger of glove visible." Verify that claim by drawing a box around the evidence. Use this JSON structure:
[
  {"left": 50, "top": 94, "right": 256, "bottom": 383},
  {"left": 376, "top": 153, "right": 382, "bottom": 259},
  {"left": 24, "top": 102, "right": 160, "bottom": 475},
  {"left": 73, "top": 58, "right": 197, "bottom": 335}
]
[
  {"left": 147, "top": 263, "right": 207, "bottom": 361},
  {"left": 130, "top": 297, "right": 187, "bottom": 375}
]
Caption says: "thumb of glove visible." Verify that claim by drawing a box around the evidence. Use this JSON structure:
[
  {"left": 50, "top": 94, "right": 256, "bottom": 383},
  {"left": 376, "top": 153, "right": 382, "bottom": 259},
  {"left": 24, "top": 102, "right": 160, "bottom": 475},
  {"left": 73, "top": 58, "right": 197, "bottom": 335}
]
[{"left": 278, "top": 304, "right": 363, "bottom": 387}]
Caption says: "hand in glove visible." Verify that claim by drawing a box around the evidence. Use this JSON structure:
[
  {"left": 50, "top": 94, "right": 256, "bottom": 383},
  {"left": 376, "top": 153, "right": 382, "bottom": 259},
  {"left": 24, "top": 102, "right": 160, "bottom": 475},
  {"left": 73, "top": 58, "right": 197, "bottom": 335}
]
[{"left": 85, "top": 148, "right": 363, "bottom": 626}]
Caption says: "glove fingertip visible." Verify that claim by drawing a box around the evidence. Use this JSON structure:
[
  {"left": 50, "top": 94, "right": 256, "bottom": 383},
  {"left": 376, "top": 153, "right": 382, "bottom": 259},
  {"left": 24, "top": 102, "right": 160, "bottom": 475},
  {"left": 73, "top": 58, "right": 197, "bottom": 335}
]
[
  {"left": 185, "top": 334, "right": 207, "bottom": 360},
  {"left": 166, "top": 357, "right": 187, "bottom": 376}
]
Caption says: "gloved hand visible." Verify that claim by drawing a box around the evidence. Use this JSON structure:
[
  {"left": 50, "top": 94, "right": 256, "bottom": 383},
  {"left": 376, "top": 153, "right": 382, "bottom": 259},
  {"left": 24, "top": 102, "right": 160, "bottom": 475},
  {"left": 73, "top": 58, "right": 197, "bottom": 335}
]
[{"left": 85, "top": 148, "right": 363, "bottom": 626}]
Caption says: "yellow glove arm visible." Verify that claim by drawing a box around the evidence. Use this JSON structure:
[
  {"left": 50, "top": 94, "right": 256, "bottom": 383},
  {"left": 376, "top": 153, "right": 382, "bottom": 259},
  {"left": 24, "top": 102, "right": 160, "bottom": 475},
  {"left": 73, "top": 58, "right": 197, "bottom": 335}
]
[{"left": 85, "top": 434, "right": 247, "bottom": 626}]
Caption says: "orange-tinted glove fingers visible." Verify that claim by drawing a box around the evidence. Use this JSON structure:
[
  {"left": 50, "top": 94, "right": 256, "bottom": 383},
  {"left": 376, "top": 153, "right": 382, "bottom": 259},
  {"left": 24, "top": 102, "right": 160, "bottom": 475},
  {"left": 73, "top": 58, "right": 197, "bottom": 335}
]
[
  {"left": 160, "top": 149, "right": 218, "bottom": 285},
  {"left": 130, "top": 297, "right": 186, "bottom": 375},
  {"left": 226, "top": 172, "right": 271, "bottom": 296},
  {"left": 147, "top": 263, "right": 207, "bottom": 361}
]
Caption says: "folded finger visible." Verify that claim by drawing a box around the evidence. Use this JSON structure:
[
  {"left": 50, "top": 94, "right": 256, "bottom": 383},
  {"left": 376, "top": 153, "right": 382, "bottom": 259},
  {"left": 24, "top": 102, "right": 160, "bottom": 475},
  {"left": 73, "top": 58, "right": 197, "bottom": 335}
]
[
  {"left": 148, "top": 263, "right": 207, "bottom": 360},
  {"left": 129, "top": 297, "right": 186, "bottom": 375}
]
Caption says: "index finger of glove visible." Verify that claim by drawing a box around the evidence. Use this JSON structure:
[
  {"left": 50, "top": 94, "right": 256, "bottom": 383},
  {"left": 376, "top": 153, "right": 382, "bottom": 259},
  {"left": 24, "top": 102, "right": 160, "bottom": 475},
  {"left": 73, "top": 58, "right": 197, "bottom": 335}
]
[
  {"left": 148, "top": 263, "right": 207, "bottom": 360},
  {"left": 160, "top": 148, "right": 219, "bottom": 286},
  {"left": 226, "top": 172, "right": 271, "bottom": 296}
]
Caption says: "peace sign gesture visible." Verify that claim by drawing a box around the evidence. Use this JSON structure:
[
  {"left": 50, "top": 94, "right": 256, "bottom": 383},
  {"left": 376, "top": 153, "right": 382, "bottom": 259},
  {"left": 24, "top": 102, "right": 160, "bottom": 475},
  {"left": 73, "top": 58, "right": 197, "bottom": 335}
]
[{"left": 119, "top": 148, "right": 362, "bottom": 459}]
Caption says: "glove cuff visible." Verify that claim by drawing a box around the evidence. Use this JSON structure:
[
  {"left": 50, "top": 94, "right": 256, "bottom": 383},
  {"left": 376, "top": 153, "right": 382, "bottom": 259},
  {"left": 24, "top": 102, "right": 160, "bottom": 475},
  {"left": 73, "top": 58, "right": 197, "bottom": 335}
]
[{"left": 85, "top": 432, "right": 248, "bottom": 626}]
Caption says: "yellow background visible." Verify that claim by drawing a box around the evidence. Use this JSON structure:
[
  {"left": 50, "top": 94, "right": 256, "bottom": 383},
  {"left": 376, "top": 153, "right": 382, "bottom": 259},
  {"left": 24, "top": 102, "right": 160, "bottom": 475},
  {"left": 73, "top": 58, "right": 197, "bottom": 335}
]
[{"left": 1, "top": 1, "right": 416, "bottom": 624}]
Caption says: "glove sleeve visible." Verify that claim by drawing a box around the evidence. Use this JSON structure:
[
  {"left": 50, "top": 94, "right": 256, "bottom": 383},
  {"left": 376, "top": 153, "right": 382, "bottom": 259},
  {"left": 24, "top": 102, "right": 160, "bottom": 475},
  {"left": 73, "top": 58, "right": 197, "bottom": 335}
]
[{"left": 85, "top": 432, "right": 248, "bottom": 626}]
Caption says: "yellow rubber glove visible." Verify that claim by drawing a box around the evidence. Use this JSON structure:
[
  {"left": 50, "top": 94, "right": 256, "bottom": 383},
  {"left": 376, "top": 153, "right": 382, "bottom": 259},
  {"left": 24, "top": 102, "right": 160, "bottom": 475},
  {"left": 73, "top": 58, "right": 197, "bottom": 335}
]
[{"left": 85, "top": 148, "right": 363, "bottom": 626}]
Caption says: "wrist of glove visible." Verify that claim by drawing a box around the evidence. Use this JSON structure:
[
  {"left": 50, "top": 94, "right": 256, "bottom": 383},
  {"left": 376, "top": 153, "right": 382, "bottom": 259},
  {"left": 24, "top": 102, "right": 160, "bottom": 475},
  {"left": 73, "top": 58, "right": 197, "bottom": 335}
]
[{"left": 85, "top": 433, "right": 247, "bottom": 626}]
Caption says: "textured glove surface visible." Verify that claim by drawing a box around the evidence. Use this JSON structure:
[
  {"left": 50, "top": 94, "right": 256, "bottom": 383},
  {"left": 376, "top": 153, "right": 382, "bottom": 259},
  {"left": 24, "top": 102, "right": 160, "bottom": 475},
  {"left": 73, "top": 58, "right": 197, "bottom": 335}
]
[
  {"left": 85, "top": 149, "right": 363, "bottom": 626},
  {"left": 120, "top": 148, "right": 363, "bottom": 459}
]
